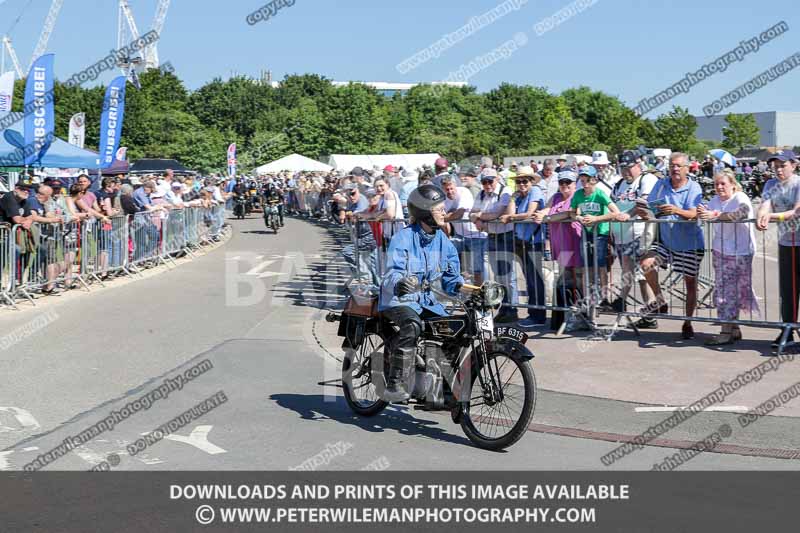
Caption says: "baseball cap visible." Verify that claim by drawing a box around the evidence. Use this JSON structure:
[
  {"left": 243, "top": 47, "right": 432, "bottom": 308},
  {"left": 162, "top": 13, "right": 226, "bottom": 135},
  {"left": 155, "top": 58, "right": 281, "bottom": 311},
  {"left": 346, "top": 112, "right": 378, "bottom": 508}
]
[
  {"left": 465, "top": 166, "right": 479, "bottom": 177},
  {"left": 557, "top": 154, "right": 568, "bottom": 161},
  {"left": 768, "top": 149, "right": 798, "bottom": 162},
  {"left": 383, "top": 165, "right": 395, "bottom": 172},
  {"left": 480, "top": 168, "right": 498, "bottom": 181},
  {"left": 578, "top": 165, "right": 597, "bottom": 178},
  {"left": 350, "top": 166, "right": 364, "bottom": 177},
  {"left": 14, "top": 183, "right": 32, "bottom": 191},
  {"left": 618, "top": 150, "right": 639, "bottom": 167},
  {"left": 557, "top": 171, "right": 577, "bottom": 183},
  {"left": 434, "top": 157, "right": 449, "bottom": 169}
]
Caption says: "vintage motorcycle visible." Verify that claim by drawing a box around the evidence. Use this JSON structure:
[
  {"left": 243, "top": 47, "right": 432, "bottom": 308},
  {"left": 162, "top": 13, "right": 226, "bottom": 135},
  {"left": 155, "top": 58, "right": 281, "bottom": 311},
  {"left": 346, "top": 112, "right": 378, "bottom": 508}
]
[
  {"left": 233, "top": 195, "right": 247, "bottom": 220},
  {"left": 264, "top": 204, "right": 280, "bottom": 234},
  {"left": 327, "top": 280, "right": 536, "bottom": 451}
]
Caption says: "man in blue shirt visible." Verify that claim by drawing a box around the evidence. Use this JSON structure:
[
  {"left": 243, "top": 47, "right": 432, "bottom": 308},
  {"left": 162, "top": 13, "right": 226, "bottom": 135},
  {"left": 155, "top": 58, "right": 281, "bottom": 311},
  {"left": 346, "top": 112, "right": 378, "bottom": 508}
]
[
  {"left": 636, "top": 152, "right": 704, "bottom": 339},
  {"left": 132, "top": 181, "right": 155, "bottom": 210},
  {"left": 379, "top": 185, "right": 465, "bottom": 402}
]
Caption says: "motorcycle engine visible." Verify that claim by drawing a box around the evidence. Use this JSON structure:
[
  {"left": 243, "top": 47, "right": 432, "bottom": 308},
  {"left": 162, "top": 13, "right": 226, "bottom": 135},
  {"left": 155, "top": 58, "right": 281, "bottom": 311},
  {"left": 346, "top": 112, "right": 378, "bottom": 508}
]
[{"left": 408, "top": 341, "right": 448, "bottom": 408}]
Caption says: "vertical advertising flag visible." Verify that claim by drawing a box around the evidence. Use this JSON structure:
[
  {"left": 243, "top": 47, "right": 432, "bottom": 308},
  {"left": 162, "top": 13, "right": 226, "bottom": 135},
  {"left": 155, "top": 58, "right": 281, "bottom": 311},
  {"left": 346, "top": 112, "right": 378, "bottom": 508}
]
[
  {"left": 23, "top": 54, "right": 54, "bottom": 165},
  {"left": 68, "top": 112, "right": 85, "bottom": 148},
  {"left": 98, "top": 76, "right": 127, "bottom": 168},
  {"left": 227, "top": 142, "right": 237, "bottom": 177},
  {"left": 0, "top": 71, "right": 14, "bottom": 118}
]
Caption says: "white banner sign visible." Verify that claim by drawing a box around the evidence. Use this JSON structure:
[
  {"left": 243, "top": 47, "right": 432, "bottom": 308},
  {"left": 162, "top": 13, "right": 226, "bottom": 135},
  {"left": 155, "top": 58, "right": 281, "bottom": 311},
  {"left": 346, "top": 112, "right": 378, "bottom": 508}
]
[
  {"left": 68, "top": 112, "right": 86, "bottom": 148},
  {"left": 0, "top": 71, "right": 14, "bottom": 117}
]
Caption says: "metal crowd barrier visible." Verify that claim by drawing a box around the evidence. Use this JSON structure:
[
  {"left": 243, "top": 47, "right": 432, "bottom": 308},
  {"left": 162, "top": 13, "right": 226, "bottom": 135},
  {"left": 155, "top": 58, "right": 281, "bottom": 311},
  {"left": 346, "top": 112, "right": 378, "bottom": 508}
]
[
  {"left": 345, "top": 217, "right": 799, "bottom": 354},
  {"left": 0, "top": 206, "right": 227, "bottom": 310},
  {"left": 0, "top": 223, "right": 15, "bottom": 308}
]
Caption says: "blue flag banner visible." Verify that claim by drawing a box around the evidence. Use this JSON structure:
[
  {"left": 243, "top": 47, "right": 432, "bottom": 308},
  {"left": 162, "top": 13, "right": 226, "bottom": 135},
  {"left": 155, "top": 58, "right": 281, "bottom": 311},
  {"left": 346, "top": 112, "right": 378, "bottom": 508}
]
[
  {"left": 23, "top": 54, "right": 55, "bottom": 166},
  {"left": 99, "top": 75, "right": 127, "bottom": 168}
]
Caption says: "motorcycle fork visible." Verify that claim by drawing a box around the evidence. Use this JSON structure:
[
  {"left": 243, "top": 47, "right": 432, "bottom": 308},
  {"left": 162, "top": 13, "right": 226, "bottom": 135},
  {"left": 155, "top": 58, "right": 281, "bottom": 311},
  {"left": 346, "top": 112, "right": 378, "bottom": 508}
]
[{"left": 473, "top": 327, "right": 504, "bottom": 404}]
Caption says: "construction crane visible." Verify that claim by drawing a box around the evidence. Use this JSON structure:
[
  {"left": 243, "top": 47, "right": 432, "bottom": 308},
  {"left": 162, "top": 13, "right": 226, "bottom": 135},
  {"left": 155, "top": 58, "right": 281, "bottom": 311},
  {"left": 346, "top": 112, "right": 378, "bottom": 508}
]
[
  {"left": 144, "top": 0, "right": 170, "bottom": 69},
  {"left": 117, "top": 0, "right": 144, "bottom": 76},
  {"left": 28, "top": 0, "right": 64, "bottom": 71},
  {"left": 2, "top": 36, "right": 24, "bottom": 78}
]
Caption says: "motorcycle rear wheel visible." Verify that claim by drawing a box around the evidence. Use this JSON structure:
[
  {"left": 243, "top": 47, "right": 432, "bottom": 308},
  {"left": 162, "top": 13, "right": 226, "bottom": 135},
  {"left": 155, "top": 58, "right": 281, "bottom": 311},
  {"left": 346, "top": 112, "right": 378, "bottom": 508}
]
[
  {"left": 460, "top": 351, "right": 536, "bottom": 451},
  {"left": 342, "top": 331, "right": 389, "bottom": 417}
]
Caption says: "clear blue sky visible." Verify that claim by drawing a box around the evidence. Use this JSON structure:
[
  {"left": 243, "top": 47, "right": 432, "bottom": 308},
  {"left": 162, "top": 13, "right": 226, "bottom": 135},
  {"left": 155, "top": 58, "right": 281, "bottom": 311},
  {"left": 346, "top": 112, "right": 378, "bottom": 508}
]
[{"left": 2, "top": 0, "right": 799, "bottom": 116}]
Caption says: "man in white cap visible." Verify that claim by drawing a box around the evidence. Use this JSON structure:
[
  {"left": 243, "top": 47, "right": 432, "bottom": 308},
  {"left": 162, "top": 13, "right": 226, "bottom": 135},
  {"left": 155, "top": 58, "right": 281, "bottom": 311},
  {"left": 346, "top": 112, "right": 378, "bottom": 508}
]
[{"left": 591, "top": 150, "right": 622, "bottom": 196}]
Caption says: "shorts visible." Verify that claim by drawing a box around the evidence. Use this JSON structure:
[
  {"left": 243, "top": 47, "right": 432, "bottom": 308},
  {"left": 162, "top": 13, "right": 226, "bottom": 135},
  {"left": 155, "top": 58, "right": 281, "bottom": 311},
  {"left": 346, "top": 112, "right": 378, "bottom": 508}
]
[
  {"left": 615, "top": 238, "right": 644, "bottom": 259},
  {"left": 581, "top": 234, "right": 609, "bottom": 268},
  {"left": 454, "top": 236, "right": 487, "bottom": 276},
  {"left": 651, "top": 242, "right": 704, "bottom": 277}
]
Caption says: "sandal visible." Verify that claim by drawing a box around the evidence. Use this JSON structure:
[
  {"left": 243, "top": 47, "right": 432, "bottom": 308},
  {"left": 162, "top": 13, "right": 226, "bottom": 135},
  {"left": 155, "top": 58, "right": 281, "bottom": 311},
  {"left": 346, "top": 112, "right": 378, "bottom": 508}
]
[{"left": 705, "top": 333, "right": 736, "bottom": 346}]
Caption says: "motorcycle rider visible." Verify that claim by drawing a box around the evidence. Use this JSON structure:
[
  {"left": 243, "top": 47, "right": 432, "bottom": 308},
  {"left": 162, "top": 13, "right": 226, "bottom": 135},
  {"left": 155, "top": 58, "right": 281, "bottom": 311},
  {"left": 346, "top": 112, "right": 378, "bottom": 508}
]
[
  {"left": 379, "top": 184, "right": 465, "bottom": 403},
  {"left": 263, "top": 184, "right": 285, "bottom": 226},
  {"left": 232, "top": 178, "right": 247, "bottom": 215}
]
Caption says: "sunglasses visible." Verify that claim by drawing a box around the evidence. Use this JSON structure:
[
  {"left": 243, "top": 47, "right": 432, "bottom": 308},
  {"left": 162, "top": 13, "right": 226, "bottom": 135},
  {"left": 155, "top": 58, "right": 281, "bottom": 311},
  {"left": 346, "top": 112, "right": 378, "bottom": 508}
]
[
  {"left": 516, "top": 179, "right": 530, "bottom": 184},
  {"left": 480, "top": 179, "right": 495, "bottom": 184},
  {"left": 348, "top": 190, "right": 358, "bottom": 195}
]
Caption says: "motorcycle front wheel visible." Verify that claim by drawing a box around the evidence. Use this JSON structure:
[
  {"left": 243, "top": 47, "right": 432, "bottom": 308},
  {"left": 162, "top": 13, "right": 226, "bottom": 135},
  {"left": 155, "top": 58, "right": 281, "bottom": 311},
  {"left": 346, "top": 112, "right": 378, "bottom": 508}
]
[
  {"left": 460, "top": 351, "right": 536, "bottom": 451},
  {"left": 342, "top": 331, "right": 389, "bottom": 417}
]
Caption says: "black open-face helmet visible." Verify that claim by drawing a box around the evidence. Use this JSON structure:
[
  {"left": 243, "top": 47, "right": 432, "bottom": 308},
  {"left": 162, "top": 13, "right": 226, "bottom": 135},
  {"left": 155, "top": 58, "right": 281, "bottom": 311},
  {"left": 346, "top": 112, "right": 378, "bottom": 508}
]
[{"left": 407, "top": 184, "right": 445, "bottom": 227}]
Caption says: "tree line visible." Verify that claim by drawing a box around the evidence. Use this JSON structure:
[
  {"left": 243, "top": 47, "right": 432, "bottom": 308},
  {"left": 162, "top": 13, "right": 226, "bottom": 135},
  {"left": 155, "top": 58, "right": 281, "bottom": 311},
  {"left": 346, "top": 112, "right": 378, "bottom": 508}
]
[{"left": 6, "top": 71, "right": 762, "bottom": 173}]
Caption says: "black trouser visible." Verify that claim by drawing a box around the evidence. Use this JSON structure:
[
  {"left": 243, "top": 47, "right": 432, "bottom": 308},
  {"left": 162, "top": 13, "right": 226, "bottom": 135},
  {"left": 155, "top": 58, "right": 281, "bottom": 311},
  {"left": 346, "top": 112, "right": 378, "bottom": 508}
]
[
  {"left": 778, "top": 245, "right": 800, "bottom": 324},
  {"left": 382, "top": 306, "right": 439, "bottom": 351}
]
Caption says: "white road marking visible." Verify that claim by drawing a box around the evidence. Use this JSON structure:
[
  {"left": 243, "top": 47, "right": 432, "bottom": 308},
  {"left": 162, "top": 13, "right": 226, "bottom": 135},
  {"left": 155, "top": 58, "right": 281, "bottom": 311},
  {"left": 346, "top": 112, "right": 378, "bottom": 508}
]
[
  {"left": 635, "top": 406, "right": 749, "bottom": 413},
  {"left": 154, "top": 425, "right": 227, "bottom": 455},
  {"left": 0, "top": 407, "right": 41, "bottom": 432},
  {"left": 20, "top": 446, "right": 39, "bottom": 452},
  {"left": 73, "top": 445, "right": 107, "bottom": 466},
  {"left": 0, "top": 451, "right": 14, "bottom": 471},
  {"left": 226, "top": 256, "right": 241, "bottom": 261},
  {"left": 257, "top": 271, "right": 282, "bottom": 278},
  {"left": 245, "top": 260, "right": 277, "bottom": 276}
]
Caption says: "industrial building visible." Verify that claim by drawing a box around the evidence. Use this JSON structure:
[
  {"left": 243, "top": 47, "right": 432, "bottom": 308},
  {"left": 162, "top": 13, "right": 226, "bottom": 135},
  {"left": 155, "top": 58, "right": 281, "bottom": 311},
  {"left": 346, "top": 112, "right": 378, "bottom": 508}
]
[{"left": 693, "top": 111, "right": 800, "bottom": 148}]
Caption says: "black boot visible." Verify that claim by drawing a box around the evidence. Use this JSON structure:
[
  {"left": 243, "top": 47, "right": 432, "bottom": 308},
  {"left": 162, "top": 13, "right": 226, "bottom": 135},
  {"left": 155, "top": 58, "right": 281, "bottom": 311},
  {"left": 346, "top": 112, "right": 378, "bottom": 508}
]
[{"left": 383, "top": 347, "right": 413, "bottom": 403}]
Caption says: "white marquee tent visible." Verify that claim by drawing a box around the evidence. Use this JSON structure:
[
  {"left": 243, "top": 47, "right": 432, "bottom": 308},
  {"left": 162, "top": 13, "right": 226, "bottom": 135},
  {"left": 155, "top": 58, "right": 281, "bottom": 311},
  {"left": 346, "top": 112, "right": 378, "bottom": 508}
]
[
  {"left": 327, "top": 153, "right": 441, "bottom": 171},
  {"left": 255, "top": 153, "right": 333, "bottom": 174}
]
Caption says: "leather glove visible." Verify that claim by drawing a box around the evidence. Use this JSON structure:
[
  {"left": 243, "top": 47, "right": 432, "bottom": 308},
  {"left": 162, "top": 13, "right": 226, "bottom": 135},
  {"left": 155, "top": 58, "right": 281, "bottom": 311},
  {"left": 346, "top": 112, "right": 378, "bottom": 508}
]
[{"left": 395, "top": 275, "right": 420, "bottom": 297}]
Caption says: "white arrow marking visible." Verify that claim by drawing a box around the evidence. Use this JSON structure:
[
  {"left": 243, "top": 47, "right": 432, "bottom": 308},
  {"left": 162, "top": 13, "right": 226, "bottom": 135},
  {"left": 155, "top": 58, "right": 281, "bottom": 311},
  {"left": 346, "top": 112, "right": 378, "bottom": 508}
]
[
  {"left": 0, "top": 407, "right": 41, "bottom": 432},
  {"left": 245, "top": 260, "right": 277, "bottom": 276},
  {"left": 226, "top": 256, "right": 241, "bottom": 261},
  {"left": 73, "top": 445, "right": 107, "bottom": 466},
  {"left": 158, "top": 425, "right": 227, "bottom": 455}
]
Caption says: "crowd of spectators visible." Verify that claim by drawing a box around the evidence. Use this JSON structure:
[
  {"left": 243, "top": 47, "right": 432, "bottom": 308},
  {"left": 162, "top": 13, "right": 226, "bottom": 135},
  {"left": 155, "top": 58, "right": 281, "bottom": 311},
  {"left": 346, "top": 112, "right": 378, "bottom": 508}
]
[
  {"left": 324, "top": 150, "right": 799, "bottom": 350},
  {"left": 0, "top": 169, "right": 229, "bottom": 298}
]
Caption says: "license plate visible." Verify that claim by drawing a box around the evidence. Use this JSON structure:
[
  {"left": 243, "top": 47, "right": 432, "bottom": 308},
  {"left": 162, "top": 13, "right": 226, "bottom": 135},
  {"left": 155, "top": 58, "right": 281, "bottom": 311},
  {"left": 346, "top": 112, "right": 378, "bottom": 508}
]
[
  {"left": 494, "top": 326, "right": 529, "bottom": 344},
  {"left": 477, "top": 313, "right": 494, "bottom": 333}
]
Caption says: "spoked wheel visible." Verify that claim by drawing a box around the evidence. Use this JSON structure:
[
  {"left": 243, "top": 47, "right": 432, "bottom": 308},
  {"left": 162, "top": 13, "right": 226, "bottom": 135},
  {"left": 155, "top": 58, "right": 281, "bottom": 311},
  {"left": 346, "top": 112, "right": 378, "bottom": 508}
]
[
  {"left": 460, "top": 351, "right": 536, "bottom": 450},
  {"left": 342, "top": 332, "right": 389, "bottom": 416}
]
